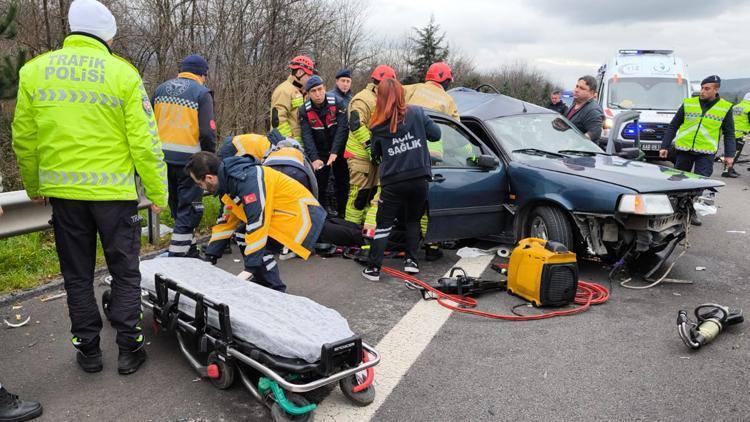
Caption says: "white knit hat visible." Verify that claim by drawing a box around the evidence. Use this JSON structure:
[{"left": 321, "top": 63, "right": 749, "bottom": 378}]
[{"left": 68, "top": 0, "right": 117, "bottom": 42}]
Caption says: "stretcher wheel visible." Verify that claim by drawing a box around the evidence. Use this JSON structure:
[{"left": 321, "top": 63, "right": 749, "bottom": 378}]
[
  {"left": 339, "top": 373, "right": 375, "bottom": 406},
  {"left": 207, "top": 351, "right": 235, "bottom": 389},
  {"left": 270, "top": 393, "right": 314, "bottom": 422},
  {"left": 101, "top": 290, "right": 112, "bottom": 321}
]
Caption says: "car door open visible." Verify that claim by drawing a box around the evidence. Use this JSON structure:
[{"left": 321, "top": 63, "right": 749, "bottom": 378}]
[{"left": 426, "top": 117, "right": 508, "bottom": 242}]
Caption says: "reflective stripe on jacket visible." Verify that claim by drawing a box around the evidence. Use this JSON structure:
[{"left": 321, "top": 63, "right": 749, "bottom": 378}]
[
  {"left": 12, "top": 34, "right": 167, "bottom": 206},
  {"left": 675, "top": 96, "right": 732, "bottom": 154},
  {"left": 216, "top": 156, "right": 326, "bottom": 268},
  {"left": 153, "top": 72, "right": 216, "bottom": 164}
]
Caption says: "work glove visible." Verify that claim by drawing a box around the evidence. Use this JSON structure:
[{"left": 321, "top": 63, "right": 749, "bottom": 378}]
[
  {"left": 267, "top": 128, "right": 285, "bottom": 145},
  {"left": 349, "top": 111, "right": 361, "bottom": 132},
  {"left": 271, "top": 107, "right": 280, "bottom": 128}
]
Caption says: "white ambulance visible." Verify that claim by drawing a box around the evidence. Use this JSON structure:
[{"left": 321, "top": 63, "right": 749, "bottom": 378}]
[{"left": 596, "top": 50, "right": 692, "bottom": 158}]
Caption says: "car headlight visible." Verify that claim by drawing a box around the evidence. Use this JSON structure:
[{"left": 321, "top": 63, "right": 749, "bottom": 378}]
[
  {"left": 618, "top": 194, "right": 674, "bottom": 215},
  {"left": 603, "top": 118, "right": 614, "bottom": 129}
]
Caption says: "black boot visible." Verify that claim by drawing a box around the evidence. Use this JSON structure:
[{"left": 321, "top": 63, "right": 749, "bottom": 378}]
[
  {"left": 76, "top": 349, "right": 103, "bottom": 373},
  {"left": 424, "top": 243, "right": 443, "bottom": 261},
  {"left": 721, "top": 167, "right": 739, "bottom": 178},
  {"left": 0, "top": 387, "right": 43, "bottom": 422},
  {"left": 74, "top": 339, "right": 103, "bottom": 373},
  {"left": 118, "top": 347, "right": 147, "bottom": 375}
]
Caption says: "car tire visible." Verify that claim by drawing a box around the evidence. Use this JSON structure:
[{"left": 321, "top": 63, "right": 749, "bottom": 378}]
[{"left": 526, "top": 205, "right": 575, "bottom": 251}]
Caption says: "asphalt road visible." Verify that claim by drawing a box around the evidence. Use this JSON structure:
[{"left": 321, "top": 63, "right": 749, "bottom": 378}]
[{"left": 1, "top": 162, "right": 748, "bottom": 421}]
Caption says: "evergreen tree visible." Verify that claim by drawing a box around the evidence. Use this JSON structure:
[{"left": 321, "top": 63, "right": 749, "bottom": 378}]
[
  {"left": 0, "top": 2, "right": 26, "bottom": 100},
  {"left": 407, "top": 16, "right": 448, "bottom": 82}
]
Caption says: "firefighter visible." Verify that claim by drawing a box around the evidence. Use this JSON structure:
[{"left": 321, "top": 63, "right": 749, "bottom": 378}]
[
  {"left": 404, "top": 61, "right": 461, "bottom": 260},
  {"left": 404, "top": 61, "right": 460, "bottom": 161},
  {"left": 186, "top": 152, "right": 326, "bottom": 292},
  {"left": 270, "top": 55, "right": 316, "bottom": 145},
  {"left": 12, "top": 0, "right": 167, "bottom": 375},
  {"left": 344, "top": 65, "right": 397, "bottom": 228},
  {"left": 153, "top": 54, "right": 217, "bottom": 257},
  {"left": 299, "top": 75, "right": 349, "bottom": 217}
]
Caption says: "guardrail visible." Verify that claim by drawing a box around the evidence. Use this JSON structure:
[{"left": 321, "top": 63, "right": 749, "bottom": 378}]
[{"left": 0, "top": 189, "right": 162, "bottom": 244}]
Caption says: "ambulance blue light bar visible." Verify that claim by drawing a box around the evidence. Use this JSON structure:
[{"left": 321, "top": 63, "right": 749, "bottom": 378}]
[{"left": 618, "top": 49, "right": 674, "bottom": 55}]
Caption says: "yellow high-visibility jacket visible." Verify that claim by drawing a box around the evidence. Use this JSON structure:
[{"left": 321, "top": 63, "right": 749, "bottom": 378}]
[
  {"left": 212, "top": 156, "right": 325, "bottom": 269},
  {"left": 12, "top": 34, "right": 167, "bottom": 206}
]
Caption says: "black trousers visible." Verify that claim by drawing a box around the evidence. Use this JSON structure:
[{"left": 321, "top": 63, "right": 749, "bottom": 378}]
[
  {"left": 50, "top": 198, "right": 143, "bottom": 351},
  {"left": 167, "top": 163, "right": 204, "bottom": 256},
  {"left": 315, "top": 154, "right": 349, "bottom": 216},
  {"left": 674, "top": 151, "right": 714, "bottom": 177},
  {"left": 367, "top": 177, "right": 428, "bottom": 269}
]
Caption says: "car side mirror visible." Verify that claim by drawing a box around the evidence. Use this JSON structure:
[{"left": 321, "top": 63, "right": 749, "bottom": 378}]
[
  {"left": 617, "top": 147, "right": 642, "bottom": 160},
  {"left": 475, "top": 154, "right": 500, "bottom": 170}
]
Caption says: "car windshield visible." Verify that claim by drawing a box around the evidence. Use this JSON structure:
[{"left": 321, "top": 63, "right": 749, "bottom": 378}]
[
  {"left": 484, "top": 114, "right": 604, "bottom": 159},
  {"left": 608, "top": 77, "right": 688, "bottom": 110}
]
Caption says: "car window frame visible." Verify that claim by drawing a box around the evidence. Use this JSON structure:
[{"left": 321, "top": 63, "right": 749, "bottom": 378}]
[{"left": 428, "top": 114, "right": 501, "bottom": 170}]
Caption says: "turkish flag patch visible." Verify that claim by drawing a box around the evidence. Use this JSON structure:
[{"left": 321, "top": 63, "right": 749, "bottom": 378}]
[{"left": 243, "top": 193, "right": 257, "bottom": 204}]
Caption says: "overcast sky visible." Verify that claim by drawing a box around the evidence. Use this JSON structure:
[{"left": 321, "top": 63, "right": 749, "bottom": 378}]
[{"left": 365, "top": 0, "right": 750, "bottom": 88}]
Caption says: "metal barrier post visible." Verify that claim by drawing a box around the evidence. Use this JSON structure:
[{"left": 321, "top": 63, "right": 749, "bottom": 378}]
[{"left": 147, "top": 206, "right": 160, "bottom": 245}]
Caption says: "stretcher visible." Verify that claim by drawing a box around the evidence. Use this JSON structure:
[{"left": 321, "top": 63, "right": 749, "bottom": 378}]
[{"left": 101, "top": 258, "right": 379, "bottom": 422}]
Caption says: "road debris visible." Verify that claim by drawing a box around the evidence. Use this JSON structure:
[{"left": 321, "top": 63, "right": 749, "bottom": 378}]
[
  {"left": 4, "top": 315, "right": 31, "bottom": 328},
  {"left": 40, "top": 292, "right": 67, "bottom": 302},
  {"left": 695, "top": 267, "right": 706, "bottom": 271}
]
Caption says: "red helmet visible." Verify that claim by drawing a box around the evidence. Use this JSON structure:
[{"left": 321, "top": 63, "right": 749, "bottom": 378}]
[
  {"left": 425, "top": 62, "right": 453, "bottom": 83},
  {"left": 370, "top": 64, "right": 397, "bottom": 82},
  {"left": 289, "top": 55, "right": 316, "bottom": 75}
]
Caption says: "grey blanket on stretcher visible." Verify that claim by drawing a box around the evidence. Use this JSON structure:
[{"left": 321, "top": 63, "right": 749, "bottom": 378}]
[{"left": 139, "top": 258, "right": 355, "bottom": 363}]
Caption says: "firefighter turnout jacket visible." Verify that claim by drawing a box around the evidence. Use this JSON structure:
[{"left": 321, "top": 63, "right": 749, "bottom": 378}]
[{"left": 271, "top": 75, "right": 305, "bottom": 143}]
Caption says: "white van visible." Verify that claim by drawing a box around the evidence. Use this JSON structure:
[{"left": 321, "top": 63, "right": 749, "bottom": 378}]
[{"left": 597, "top": 50, "right": 692, "bottom": 158}]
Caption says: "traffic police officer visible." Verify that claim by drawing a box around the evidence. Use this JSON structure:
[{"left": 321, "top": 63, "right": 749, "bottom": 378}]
[
  {"left": 659, "top": 75, "right": 736, "bottom": 225},
  {"left": 12, "top": 0, "right": 168, "bottom": 375},
  {"left": 186, "top": 152, "right": 326, "bottom": 292},
  {"left": 271, "top": 55, "right": 315, "bottom": 145},
  {"left": 153, "top": 54, "right": 216, "bottom": 257},
  {"left": 722, "top": 92, "right": 750, "bottom": 178}
]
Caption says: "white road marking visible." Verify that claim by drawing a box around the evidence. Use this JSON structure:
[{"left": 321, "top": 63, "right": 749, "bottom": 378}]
[{"left": 315, "top": 255, "right": 495, "bottom": 421}]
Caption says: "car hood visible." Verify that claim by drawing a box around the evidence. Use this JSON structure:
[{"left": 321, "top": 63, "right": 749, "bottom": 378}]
[{"left": 518, "top": 154, "right": 724, "bottom": 193}]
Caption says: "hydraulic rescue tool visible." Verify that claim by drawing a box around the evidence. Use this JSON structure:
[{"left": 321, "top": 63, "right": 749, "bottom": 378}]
[
  {"left": 389, "top": 238, "right": 609, "bottom": 321},
  {"left": 677, "top": 303, "right": 744, "bottom": 350}
]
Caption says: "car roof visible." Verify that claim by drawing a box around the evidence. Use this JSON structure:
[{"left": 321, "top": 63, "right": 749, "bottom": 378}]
[{"left": 448, "top": 87, "right": 554, "bottom": 120}]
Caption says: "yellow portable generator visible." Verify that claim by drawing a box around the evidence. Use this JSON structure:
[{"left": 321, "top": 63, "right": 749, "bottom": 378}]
[{"left": 507, "top": 238, "right": 579, "bottom": 307}]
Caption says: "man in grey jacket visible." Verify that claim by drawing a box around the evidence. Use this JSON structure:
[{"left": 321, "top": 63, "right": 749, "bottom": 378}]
[{"left": 565, "top": 75, "right": 604, "bottom": 144}]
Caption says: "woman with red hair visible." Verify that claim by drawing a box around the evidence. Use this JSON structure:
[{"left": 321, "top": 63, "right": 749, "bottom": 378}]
[{"left": 361, "top": 78, "right": 441, "bottom": 281}]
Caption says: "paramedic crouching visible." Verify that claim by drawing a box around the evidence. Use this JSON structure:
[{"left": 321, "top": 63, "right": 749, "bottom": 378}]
[
  {"left": 361, "top": 78, "right": 441, "bottom": 282},
  {"left": 185, "top": 152, "right": 326, "bottom": 291}
]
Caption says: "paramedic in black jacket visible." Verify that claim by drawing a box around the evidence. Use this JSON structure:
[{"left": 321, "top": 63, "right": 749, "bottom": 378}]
[{"left": 361, "top": 78, "right": 441, "bottom": 282}]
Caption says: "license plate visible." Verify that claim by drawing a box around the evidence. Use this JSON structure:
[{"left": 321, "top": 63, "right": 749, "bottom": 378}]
[{"left": 640, "top": 143, "right": 660, "bottom": 151}]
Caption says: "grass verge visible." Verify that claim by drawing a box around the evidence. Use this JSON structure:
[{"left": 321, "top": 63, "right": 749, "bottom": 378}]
[{"left": 0, "top": 196, "right": 220, "bottom": 294}]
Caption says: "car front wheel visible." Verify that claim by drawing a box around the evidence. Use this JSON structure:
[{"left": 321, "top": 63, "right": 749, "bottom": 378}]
[{"left": 526, "top": 205, "right": 575, "bottom": 251}]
